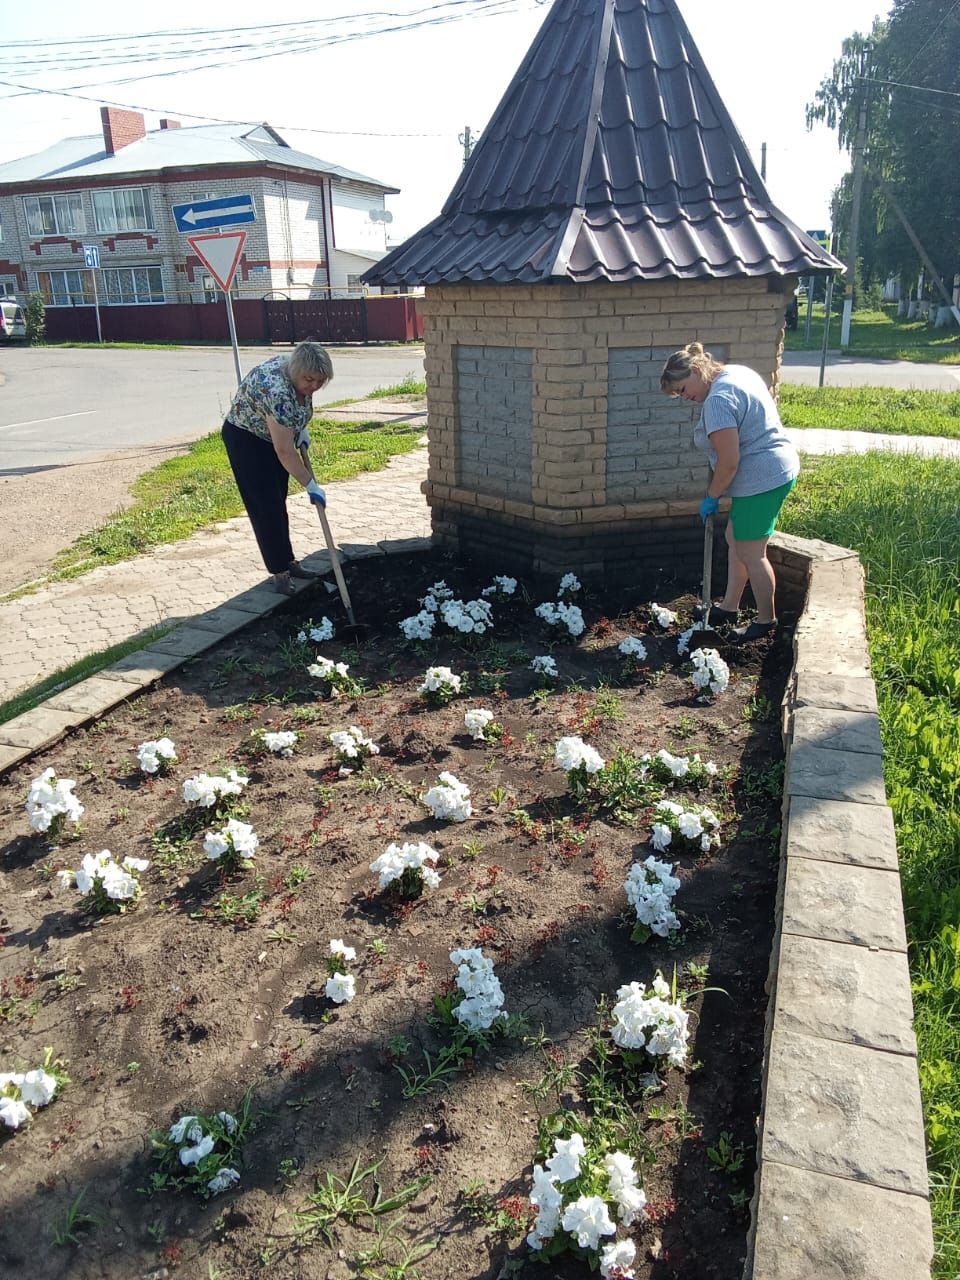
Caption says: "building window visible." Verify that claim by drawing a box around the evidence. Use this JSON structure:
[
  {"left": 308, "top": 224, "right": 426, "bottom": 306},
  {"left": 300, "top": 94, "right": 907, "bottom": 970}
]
[
  {"left": 101, "top": 265, "right": 165, "bottom": 304},
  {"left": 0, "top": 282, "right": 16, "bottom": 298},
  {"left": 24, "top": 193, "right": 85, "bottom": 237},
  {"left": 346, "top": 274, "right": 366, "bottom": 292},
  {"left": 38, "top": 265, "right": 164, "bottom": 305},
  {"left": 201, "top": 273, "right": 238, "bottom": 303},
  {"left": 36, "top": 269, "right": 94, "bottom": 306},
  {"left": 92, "top": 187, "right": 154, "bottom": 233}
]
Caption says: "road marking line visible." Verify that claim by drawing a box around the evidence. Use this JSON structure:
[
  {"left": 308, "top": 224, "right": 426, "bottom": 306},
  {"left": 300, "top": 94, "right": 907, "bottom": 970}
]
[{"left": 0, "top": 411, "right": 96, "bottom": 430}]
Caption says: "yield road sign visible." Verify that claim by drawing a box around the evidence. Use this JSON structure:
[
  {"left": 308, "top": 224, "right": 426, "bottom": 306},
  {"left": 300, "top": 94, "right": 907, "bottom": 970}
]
[
  {"left": 187, "top": 231, "right": 246, "bottom": 292},
  {"left": 172, "top": 193, "right": 256, "bottom": 233},
  {"left": 83, "top": 245, "right": 101, "bottom": 269}
]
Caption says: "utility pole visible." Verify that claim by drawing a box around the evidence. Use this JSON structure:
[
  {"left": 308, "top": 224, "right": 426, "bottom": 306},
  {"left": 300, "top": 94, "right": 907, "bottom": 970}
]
[
  {"left": 841, "top": 42, "right": 871, "bottom": 347},
  {"left": 459, "top": 126, "right": 478, "bottom": 167}
]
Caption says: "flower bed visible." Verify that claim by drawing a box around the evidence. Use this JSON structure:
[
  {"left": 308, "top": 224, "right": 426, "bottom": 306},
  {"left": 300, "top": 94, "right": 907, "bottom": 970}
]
[{"left": 0, "top": 551, "right": 787, "bottom": 1279}]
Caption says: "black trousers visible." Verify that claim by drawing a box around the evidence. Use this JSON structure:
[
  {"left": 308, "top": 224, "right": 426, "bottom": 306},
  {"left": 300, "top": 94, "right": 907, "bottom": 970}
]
[{"left": 222, "top": 420, "right": 294, "bottom": 574}]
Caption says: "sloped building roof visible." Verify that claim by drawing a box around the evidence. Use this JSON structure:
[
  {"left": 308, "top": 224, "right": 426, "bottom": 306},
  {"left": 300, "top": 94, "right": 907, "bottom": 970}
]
[
  {"left": 365, "top": 0, "right": 841, "bottom": 285},
  {"left": 0, "top": 123, "right": 398, "bottom": 192}
]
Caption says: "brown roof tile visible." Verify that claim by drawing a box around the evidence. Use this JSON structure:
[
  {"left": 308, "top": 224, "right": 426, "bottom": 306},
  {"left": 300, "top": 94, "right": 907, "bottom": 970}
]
[{"left": 365, "top": 0, "right": 841, "bottom": 285}]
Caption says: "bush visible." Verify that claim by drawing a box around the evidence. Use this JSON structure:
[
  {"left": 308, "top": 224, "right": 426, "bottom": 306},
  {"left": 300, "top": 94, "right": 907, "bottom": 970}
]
[{"left": 24, "top": 292, "right": 46, "bottom": 345}]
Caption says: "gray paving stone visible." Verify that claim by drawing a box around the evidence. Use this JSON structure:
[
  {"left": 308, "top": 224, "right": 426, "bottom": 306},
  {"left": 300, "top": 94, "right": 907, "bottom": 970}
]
[
  {"left": 752, "top": 1160, "right": 933, "bottom": 1280},
  {"left": 786, "top": 740, "right": 886, "bottom": 805},
  {"left": 785, "top": 795, "right": 899, "bottom": 870},
  {"left": 782, "top": 858, "right": 907, "bottom": 951},
  {"left": 773, "top": 933, "right": 916, "bottom": 1055},
  {"left": 790, "top": 705, "right": 883, "bottom": 756},
  {"left": 0, "top": 707, "right": 84, "bottom": 749},
  {"left": 761, "top": 1029, "right": 928, "bottom": 1196},
  {"left": 45, "top": 676, "right": 138, "bottom": 719},
  {"left": 792, "top": 671, "right": 878, "bottom": 714}
]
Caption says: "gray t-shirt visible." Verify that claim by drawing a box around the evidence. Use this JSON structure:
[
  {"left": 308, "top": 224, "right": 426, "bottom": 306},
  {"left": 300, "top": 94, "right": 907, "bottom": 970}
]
[{"left": 694, "top": 365, "right": 800, "bottom": 497}]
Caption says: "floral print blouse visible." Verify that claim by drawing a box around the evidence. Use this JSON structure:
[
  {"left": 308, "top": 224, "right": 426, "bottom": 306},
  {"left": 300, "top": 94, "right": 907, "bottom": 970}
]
[{"left": 227, "top": 356, "right": 313, "bottom": 448}]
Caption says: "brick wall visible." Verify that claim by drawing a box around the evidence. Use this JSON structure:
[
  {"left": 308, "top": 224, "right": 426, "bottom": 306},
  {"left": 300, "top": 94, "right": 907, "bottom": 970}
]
[
  {"left": 456, "top": 345, "right": 533, "bottom": 500},
  {"left": 420, "top": 278, "right": 790, "bottom": 582}
]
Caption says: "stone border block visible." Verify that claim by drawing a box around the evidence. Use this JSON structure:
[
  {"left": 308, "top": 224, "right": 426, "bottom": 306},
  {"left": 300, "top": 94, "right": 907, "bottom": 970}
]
[
  {"left": 785, "top": 739, "right": 886, "bottom": 805},
  {"left": 144, "top": 626, "right": 227, "bottom": 659},
  {"left": 0, "top": 706, "right": 85, "bottom": 750},
  {"left": 751, "top": 1161, "right": 933, "bottom": 1279},
  {"left": 773, "top": 932, "right": 916, "bottom": 1054},
  {"left": 44, "top": 676, "right": 135, "bottom": 718},
  {"left": 190, "top": 606, "right": 261, "bottom": 635},
  {"left": 792, "top": 671, "right": 878, "bottom": 714},
  {"left": 789, "top": 705, "right": 882, "bottom": 755},
  {"left": 781, "top": 857, "right": 907, "bottom": 951},
  {"left": 100, "top": 650, "right": 189, "bottom": 682},
  {"left": 784, "top": 795, "right": 898, "bottom": 870},
  {"left": 761, "top": 1029, "right": 928, "bottom": 1196}
]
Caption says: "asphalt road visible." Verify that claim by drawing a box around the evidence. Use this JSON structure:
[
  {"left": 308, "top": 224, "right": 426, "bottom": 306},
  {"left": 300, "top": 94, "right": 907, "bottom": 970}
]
[
  {"left": 2, "top": 343, "right": 957, "bottom": 476},
  {"left": 0, "top": 344, "right": 427, "bottom": 476}
]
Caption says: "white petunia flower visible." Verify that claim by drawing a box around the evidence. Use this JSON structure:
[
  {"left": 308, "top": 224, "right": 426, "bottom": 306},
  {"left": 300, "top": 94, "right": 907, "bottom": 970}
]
[
  {"left": 0, "top": 1097, "right": 31, "bottom": 1129},
  {"left": 535, "top": 601, "right": 585, "bottom": 638},
  {"left": 561, "top": 1194, "right": 617, "bottom": 1251},
  {"left": 689, "top": 647, "right": 730, "bottom": 698},
  {"left": 557, "top": 572, "right": 582, "bottom": 597},
  {"left": 554, "top": 735, "right": 605, "bottom": 774},
  {"left": 262, "top": 730, "right": 298, "bottom": 757},
  {"left": 618, "top": 636, "right": 648, "bottom": 660},
  {"left": 179, "top": 1133, "right": 215, "bottom": 1166},
  {"left": 25, "top": 767, "right": 84, "bottom": 834},
  {"left": 450, "top": 948, "right": 506, "bottom": 1031},
  {"left": 422, "top": 772, "right": 472, "bottom": 822},
  {"left": 399, "top": 609, "right": 436, "bottom": 641},
  {"left": 464, "top": 708, "right": 495, "bottom": 741},
  {"left": 137, "top": 737, "right": 178, "bottom": 775},
  {"left": 370, "top": 841, "right": 440, "bottom": 891},
  {"left": 530, "top": 654, "right": 558, "bottom": 679},
  {"left": 325, "top": 972, "right": 356, "bottom": 1004},
  {"left": 600, "top": 1238, "right": 638, "bottom": 1278},
  {"left": 649, "top": 602, "right": 677, "bottom": 629},
  {"left": 207, "top": 1167, "right": 241, "bottom": 1195},
  {"left": 297, "top": 617, "right": 334, "bottom": 643},
  {"left": 18, "top": 1070, "right": 58, "bottom": 1108},
  {"left": 545, "top": 1132, "right": 585, "bottom": 1183},
  {"left": 329, "top": 938, "right": 357, "bottom": 962}
]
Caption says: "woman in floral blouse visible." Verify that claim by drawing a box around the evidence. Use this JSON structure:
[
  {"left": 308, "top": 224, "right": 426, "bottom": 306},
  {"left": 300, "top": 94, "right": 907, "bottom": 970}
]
[{"left": 222, "top": 342, "right": 333, "bottom": 595}]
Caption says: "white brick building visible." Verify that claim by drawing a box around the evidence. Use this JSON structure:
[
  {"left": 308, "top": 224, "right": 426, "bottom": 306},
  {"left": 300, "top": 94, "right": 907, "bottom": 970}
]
[{"left": 0, "top": 108, "right": 398, "bottom": 311}]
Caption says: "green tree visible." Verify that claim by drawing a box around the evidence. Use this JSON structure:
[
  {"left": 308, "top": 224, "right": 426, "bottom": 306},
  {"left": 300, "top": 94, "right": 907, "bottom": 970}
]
[
  {"left": 24, "top": 291, "right": 46, "bottom": 345},
  {"left": 808, "top": 1, "right": 960, "bottom": 297}
]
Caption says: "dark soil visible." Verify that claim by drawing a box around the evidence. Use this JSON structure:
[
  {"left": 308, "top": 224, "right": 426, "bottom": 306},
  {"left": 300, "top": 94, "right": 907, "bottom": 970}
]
[{"left": 0, "top": 550, "right": 788, "bottom": 1280}]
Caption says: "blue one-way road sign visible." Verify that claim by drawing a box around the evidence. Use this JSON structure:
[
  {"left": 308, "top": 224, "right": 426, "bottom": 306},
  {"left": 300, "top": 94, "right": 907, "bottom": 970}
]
[{"left": 172, "top": 194, "right": 256, "bottom": 233}]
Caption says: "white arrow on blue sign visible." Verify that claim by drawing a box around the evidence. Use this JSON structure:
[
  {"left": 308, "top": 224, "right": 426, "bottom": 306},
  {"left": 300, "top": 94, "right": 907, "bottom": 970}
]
[{"left": 172, "top": 194, "right": 256, "bottom": 234}]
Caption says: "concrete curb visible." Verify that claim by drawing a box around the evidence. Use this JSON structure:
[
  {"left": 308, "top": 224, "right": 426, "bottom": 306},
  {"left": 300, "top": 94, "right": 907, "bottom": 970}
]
[{"left": 744, "top": 537, "right": 933, "bottom": 1278}]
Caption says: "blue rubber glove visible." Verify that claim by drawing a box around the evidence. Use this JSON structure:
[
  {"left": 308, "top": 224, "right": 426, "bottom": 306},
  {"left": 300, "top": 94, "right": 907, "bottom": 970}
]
[
  {"left": 306, "top": 480, "right": 326, "bottom": 508},
  {"left": 699, "top": 495, "right": 719, "bottom": 523}
]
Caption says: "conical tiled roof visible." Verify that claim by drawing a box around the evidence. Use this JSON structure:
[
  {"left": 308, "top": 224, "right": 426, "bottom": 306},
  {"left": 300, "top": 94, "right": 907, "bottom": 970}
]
[{"left": 365, "top": 0, "right": 841, "bottom": 285}]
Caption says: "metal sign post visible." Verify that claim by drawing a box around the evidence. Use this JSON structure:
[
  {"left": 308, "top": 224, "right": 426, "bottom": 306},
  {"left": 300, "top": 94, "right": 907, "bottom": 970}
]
[
  {"left": 186, "top": 231, "right": 247, "bottom": 386},
  {"left": 83, "top": 245, "right": 103, "bottom": 343}
]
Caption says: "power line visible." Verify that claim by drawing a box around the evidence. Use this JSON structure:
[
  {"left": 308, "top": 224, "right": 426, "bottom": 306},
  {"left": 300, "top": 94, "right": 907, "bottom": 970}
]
[
  {"left": 866, "top": 75, "right": 960, "bottom": 100},
  {"left": 896, "top": 0, "right": 960, "bottom": 77}
]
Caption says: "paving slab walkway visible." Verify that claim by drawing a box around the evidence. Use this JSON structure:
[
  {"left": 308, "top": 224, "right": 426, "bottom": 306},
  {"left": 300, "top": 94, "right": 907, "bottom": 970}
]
[{"left": 2, "top": 407, "right": 959, "bottom": 708}]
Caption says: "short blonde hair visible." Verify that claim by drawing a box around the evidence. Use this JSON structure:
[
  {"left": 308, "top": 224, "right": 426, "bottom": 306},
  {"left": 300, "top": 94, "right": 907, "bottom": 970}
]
[
  {"left": 286, "top": 341, "right": 333, "bottom": 384},
  {"left": 660, "top": 342, "right": 725, "bottom": 394}
]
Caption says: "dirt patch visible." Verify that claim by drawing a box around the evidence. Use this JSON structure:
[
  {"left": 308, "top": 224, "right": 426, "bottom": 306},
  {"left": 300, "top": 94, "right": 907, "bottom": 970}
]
[
  {"left": 0, "top": 440, "right": 194, "bottom": 594},
  {"left": 0, "top": 551, "right": 787, "bottom": 1279}
]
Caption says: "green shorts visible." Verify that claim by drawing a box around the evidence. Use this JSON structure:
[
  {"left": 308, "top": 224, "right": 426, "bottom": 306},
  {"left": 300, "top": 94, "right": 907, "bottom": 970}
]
[{"left": 729, "top": 479, "right": 797, "bottom": 541}]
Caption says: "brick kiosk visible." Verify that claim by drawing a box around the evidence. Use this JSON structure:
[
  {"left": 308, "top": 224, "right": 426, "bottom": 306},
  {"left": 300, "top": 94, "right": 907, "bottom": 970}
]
[
  {"left": 365, "top": 0, "right": 838, "bottom": 585},
  {"left": 418, "top": 276, "right": 794, "bottom": 582}
]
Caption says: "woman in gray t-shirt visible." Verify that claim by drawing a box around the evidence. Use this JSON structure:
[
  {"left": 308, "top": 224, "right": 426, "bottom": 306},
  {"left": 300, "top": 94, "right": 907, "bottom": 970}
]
[{"left": 661, "top": 342, "right": 800, "bottom": 642}]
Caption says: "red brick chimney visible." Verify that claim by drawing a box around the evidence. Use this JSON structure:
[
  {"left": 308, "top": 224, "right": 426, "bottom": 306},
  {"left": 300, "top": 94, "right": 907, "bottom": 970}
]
[
  {"left": 159, "top": 118, "right": 181, "bottom": 130},
  {"left": 100, "top": 106, "right": 146, "bottom": 154}
]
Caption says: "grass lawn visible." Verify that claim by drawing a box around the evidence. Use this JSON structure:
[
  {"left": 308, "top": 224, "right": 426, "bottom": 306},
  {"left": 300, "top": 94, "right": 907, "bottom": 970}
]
[
  {"left": 785, "top": 303, "right": 960, "bottom": 363},
  {"left": 780, "top": 454, "right": 960, "bottom": 1279},
  {"left": 780, "top": 384, "right": 960, "bottom": 439}
]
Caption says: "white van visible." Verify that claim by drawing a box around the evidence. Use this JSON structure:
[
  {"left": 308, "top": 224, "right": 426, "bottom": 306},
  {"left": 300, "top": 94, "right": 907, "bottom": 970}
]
[{"left": 0, "top": 299, "right": 26, "bottom": 342}]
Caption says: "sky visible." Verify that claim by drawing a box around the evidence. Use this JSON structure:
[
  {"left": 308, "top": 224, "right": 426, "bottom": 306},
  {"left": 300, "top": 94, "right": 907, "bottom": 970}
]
[{"left": 0, "top": 0, "right": 889, "bottom": 245}]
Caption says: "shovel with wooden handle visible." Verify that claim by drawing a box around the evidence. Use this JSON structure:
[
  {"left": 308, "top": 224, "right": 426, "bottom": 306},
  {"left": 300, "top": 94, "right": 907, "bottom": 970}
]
[
  {"left": 696, "top": 514, "right": 723, "bottom": 647},
  {"left": 298, "top": 444, "right": 366, "bottom": 640}
]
